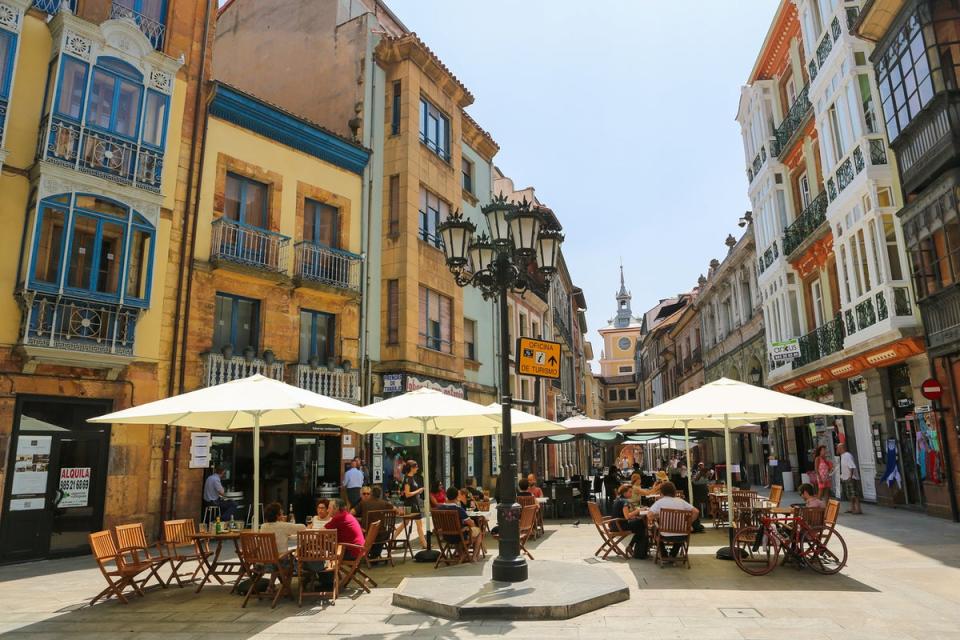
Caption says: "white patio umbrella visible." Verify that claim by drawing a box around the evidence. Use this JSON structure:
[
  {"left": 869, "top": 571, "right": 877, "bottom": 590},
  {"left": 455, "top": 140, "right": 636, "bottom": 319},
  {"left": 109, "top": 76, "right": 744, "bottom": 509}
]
[
  {"left": 622, "top": 378, "right": 852, "bottom": 527},
  {"left": 88, "top": 374, "right": 379, "bottom": 528}
]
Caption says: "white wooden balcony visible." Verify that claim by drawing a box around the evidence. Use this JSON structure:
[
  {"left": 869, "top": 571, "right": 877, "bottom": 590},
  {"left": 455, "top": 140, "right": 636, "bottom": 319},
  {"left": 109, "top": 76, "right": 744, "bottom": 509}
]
[
  {"left": 293, "top": 364, "right": 360, "bottom": 404},
  {"left": 203, "top": 352, "right": 285, "bottom": 387}
]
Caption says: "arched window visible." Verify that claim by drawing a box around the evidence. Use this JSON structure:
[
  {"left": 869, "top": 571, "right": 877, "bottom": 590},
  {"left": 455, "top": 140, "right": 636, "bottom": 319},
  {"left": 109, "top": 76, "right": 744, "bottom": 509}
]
[{"left": 29, "top": 193, "right": 155, "bottom": 307}]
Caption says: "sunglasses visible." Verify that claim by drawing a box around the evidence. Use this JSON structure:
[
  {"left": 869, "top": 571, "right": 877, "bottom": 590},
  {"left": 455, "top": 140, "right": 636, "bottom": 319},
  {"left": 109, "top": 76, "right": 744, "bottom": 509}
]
[{"left": 361, "top": 492, "right": 371, "bottom": 496}]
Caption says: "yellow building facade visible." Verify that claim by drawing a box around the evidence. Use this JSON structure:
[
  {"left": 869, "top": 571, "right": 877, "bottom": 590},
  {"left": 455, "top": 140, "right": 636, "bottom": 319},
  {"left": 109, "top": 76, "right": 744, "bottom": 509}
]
[{"left": 598, "top": 268, "right": 642, "bottom": 419}]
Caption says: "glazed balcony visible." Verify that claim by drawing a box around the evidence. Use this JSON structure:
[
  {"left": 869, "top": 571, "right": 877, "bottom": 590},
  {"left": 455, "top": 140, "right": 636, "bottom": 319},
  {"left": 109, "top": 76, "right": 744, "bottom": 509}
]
[
  {"left": 747, "top": 145, "right": 768, "bottom": 184},
  {"left": 293, "top": 242, "right": 362, "bottom": 292},
  {"left": 110, "top": 2, "right": 165, "bottom": 51},
  {"left": 210, "top": 218, "right": 290, "bottom": 274},
  {"left": 772, "top": 85, "right": 812, "bottom": 157},
  {"left": 793, "top": 314, "right": 845, "bottom": 369},
  {"left": 21, "top": 292, "right": 139, "bottom": 357},
  {"left": 293, "top": 364, "right": 360, "bottom": 404},
  {"left": 892, "top": 91, "right": 960, "bottom": 196},
  {"left": 826, "top": 136, "right": 889, "bottom": 203},
  {"left": 919, "top": 285, "right": 960, "bottom": 355},
  {"left": 842, "top": 286, "right": 915, "bottom": 344},
  {"left": 40, "top": 115, "right": 163, "bottom": 193},
  {"left": 203, "top": 352, "right": 285, "bottom": 387},
  {"left": 783, "top": 191, "right": 828, "bottom": 257},
  {"left": 757, "top": 241, "right": 779, "bottom": 275}
]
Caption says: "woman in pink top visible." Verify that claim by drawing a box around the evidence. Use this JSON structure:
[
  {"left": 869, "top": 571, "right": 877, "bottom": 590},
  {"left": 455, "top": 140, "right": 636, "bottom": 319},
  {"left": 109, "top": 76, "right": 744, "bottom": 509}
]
[
  {"left": 324, "top": 498, "right": 365, "bottom": 559},
  {"left": 814, "top": 445, "right": 834, "bottom": 500}
]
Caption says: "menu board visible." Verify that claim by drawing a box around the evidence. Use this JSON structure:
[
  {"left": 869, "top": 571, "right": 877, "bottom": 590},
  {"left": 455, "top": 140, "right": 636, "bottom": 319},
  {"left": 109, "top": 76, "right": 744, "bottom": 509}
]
[{"left": 10, "top": 436, "right": 52, "bottom": 511}]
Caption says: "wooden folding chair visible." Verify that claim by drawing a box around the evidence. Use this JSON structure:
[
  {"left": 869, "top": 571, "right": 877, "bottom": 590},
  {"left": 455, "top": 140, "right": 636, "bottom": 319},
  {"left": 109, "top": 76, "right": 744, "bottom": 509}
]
[
  {"left": 768, "top": 485, "right": 783, "bottom": 507},
  {"left": 518, "top": 504, "right": 538, "bottom": 560},
  {"left": 295, "top": 530, "right": 340, "bottom": 606},
  {"left": 161, "top": 519, "right": 213, "bottom": 587},
  {"left": 338, "top": 521, "right": 380, "bottom": 594},
  {"left": 88, "top": 530, "right": 155, "bottom": 605},
  {"left": 652, "top": 508, "right": 692, "bottom": 569},
  {"left": 587, "top": 501, "right": 631, "bottom": 560},
  {"left": 518, "top": 495, "right": 543, "bottom": 538},
  {"left": 362, "top": 509, "right": 397, "bottom": 567},
  {"left": 388, "top": 514, "right": 413, "bottom": 563},
  {"left": 238, "top": 532, "right": 293, "bottom": 608},
  {"left": 113, "top": 523, "right": 169, "bottom": 590},
  {"left": 432, "top": 509, "right": 473, "bottom": 568}
]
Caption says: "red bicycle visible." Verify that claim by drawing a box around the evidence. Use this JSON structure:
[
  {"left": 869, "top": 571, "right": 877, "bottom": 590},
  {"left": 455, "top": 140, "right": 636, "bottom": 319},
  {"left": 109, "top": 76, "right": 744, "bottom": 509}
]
[{"left": 732, "top": 509, "right": 847, "bottom": 576}]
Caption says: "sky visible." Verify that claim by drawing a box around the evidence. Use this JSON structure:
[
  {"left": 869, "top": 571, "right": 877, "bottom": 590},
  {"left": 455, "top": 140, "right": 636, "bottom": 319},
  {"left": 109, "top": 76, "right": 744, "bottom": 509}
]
[{"left": 387, "top": 0, "right": 780, "bottom": 367}]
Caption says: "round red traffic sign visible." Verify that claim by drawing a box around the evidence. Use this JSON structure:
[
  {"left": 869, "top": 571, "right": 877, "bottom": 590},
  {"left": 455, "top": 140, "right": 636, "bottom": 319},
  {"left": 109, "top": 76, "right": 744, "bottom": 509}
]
[{"left": 921, "top": 378, "right": 943, "bottom": 401}]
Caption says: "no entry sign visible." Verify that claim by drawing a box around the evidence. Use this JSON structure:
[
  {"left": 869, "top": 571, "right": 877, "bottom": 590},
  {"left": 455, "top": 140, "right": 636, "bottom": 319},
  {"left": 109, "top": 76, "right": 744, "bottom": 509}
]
[{"left": 921, "top": 378, "right": 943, "bottom": 401}]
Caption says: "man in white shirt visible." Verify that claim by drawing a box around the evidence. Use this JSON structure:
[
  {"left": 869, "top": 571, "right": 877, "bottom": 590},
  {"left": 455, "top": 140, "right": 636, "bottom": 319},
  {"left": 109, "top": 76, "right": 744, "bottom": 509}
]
[
  {"left": 343, "top": 458, "right": 364, "bottom": 508},
  {"left": 647, "top": 482, "right": 699, "bottom": 558},
  {"left": 838, "top": 443, "right": 862, "bottom": 514}
]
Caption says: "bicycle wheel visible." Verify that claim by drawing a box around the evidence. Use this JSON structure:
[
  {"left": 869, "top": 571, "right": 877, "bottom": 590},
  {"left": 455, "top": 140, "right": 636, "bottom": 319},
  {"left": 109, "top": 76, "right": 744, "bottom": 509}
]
[
  {"left": 801, "top": 528, "right": 847, "bottom": 574},
  {"left": 733, "top": 527, "right": 779, "bottom": 576}
]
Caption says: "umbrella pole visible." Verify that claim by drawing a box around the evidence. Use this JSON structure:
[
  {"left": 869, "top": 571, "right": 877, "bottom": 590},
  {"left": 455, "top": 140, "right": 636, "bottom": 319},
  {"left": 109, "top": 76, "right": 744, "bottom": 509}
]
[
  {"left": 253, "top": 412, "right": 261, "bottom": 530},
  {"left": 422, "top": 420, "right": 431, "bottom": 549},
  {"left": 724, "top": 414, "right": 734, "bottom": 546},
  {"left": 684, "top": 421, "right": 694, "bottom": 508}
]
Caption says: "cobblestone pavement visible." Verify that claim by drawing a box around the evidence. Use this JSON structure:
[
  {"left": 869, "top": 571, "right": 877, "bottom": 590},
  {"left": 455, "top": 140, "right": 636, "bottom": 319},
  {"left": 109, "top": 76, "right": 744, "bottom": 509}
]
[{"left": 2, "top": 498, "right": 960, "bottom": 639}]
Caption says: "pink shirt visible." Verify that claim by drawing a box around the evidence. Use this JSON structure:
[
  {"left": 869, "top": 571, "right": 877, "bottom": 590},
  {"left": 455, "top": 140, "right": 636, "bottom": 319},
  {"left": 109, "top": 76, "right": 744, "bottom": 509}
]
[{"left": 324, "top": 511, "right": 365, "bottom": 558}]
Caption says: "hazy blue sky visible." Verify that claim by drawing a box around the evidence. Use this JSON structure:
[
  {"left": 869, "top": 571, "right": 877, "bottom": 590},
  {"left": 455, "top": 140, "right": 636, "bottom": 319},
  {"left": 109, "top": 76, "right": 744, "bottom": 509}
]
[{"left": 388, "top": 0, "right": 779, "bottom": 365}]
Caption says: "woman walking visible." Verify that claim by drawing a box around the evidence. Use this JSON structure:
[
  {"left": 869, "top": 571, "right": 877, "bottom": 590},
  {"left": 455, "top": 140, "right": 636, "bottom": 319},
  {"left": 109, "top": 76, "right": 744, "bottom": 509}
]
[{"left": 814, "top": 445, "right": 834, "bottom": 501}]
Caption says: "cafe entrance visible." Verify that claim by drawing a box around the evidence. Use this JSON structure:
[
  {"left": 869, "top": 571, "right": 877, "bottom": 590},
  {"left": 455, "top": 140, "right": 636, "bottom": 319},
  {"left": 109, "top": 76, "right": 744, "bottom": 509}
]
[{"left": 1, "top": 397, "right": 111, "bottom": 563}]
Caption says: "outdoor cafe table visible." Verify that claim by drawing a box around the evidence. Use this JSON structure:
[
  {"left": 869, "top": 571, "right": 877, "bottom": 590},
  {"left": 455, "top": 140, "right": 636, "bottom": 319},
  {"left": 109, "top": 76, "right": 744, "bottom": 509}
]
[
  {"left": 191, "top": 530, "right": 245, "bottom": 593},
  {"left": 466, "top": 510, "right": 490, "bottom": 555}
]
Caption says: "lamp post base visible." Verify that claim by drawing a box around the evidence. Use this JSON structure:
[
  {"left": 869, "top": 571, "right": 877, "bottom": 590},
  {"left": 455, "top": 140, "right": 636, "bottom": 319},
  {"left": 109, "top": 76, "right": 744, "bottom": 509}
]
[{"left": 492, "top": 554, "right": 529, "bottom": 583}]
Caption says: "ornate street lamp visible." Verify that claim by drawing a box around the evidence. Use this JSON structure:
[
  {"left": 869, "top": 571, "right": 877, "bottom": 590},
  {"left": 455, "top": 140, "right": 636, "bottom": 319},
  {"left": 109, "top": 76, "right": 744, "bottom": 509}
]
[{"left": 438, "top": 197, "right": 564, "bottom": 583}]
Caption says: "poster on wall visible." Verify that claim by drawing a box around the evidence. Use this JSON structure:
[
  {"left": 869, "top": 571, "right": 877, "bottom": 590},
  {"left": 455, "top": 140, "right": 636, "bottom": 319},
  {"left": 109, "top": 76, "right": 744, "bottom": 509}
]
[
  {"left": 372, "top": 455, "right": 383, "bottom": 483},
  {"left": 373, "top": 434, "right": 383, "bottom": 455},
  {"left": 58, "top": 467, "right": 91, "bottom": 508},
  {"left": 467, "top": 438, "right": 475, "bottom": 477},
  {"left": 491, "top": 434, "right": 500, "bottom": 476},
  {"left": 443, "top": 437, "right": 452, "bottom": 488},
  {"left": 11, "top": 436, "right": 52, "bottom": 509},
  {"left": 189, "top": 432, "right": 211, "bottom": 469}
]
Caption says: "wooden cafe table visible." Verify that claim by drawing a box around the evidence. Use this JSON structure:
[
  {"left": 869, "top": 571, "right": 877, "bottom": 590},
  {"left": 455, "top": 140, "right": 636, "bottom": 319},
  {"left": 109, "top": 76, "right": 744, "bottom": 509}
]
[{"left": 191, "top": 529, "right": 246, "bottom": 593}]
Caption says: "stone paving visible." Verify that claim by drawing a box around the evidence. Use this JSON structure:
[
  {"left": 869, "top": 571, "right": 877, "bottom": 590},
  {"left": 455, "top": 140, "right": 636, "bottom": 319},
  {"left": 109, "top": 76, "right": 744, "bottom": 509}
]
[{"left": 2, "top": 497, "right": 960, "bottom": 639}]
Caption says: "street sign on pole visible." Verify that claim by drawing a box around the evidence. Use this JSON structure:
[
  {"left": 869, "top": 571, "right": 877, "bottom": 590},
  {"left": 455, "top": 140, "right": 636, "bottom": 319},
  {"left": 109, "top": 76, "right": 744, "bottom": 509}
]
[
  {"left": 516, "top": 337, "right": 561, "bottom": 379},
  {"left": 921, "top": 378, "right": 943, "bottom": 401}
]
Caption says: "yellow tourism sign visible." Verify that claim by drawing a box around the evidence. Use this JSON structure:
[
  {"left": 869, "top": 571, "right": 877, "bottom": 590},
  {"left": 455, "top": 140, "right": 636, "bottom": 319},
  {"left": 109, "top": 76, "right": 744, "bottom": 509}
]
[{"left": 516, "top": 337, "right": 561, "bottom": 379}]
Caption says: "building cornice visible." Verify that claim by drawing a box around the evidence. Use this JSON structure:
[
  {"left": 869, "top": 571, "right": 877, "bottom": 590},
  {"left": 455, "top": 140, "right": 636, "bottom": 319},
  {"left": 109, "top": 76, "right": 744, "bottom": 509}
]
[
  {"left": 208, "top": 82, "right": 371, "bottom": 175},
  {"left": 376, "top": 34, "right": 474, "bottom": 108},
  {"left": 461, "top": 110, "right": 498, "bottom": 160},
  {"left": 854, "top": 0, "right": 905, "bottom": 42},
  {"left": 748, "top": 0, "right": 800, "bottom": 83}
]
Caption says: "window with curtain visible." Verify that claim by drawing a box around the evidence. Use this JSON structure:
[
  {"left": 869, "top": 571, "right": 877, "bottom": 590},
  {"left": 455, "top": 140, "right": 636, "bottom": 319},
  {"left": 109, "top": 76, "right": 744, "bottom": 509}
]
[
  {"left": 299, "top": 309, "right": 335, "bottom": 364},
  {"left": 418, "top": 187, "right": 447, "bottom": 248},
  {"left": 86, "top": 61, "right": 143, "bottom": 139},
  {"left": 213, "top": 293, "right": 259, "bottom": 352},
  {"left": 30, "top": 195, "right": 155, "bottom": 305},
  {"left": 418, "top": 286, "right": 451, "bottom": 353},
  {"left": 224, "top": 172, "right": 268, "bottom": 228},
  {"left": 303, "top": 199, "right": 338, "bottom": 247},
  {"left": 141, "top": 90, "right": 168, "bottom": 148},
  {"left": 55, "top": 57, "right": 89, "bottom": 120},
  {"left": 0, "top": 30, "right": 15, "bottom": 99},
  {"left": 419, "top": 96, "right": 450, "bottom": 161}
]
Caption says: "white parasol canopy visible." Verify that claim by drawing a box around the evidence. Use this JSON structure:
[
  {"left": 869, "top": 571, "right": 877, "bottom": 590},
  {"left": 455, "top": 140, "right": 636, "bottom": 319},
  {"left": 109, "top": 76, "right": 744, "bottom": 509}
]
[{"left": 89, "top": 374, "right": 379, "bottom": 528}]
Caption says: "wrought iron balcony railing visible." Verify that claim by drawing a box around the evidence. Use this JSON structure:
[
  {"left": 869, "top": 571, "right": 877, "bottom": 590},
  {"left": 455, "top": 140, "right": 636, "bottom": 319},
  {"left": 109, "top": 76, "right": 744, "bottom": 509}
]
[
  {"left": 845, "top": 5, "right": 860, "bottom": 29},
  {"left": 294, "top": 242, "right": 361, "bottom": 292},
  {"left": 40, "top": 115, "right": 163, "bottom": 193},
  {"left": 855, "top": 296, "right": 877, "bottom": 331},
  {"left": 893, "top": 287, "right": 912, "bottom": 316},
  {"left": 816, "top": 30, "right": 834, "bottom": 68},
  {"left": 773, "top": 85, "right": 812, "bottom": 156},
  {"left": 110, "top": 2, "right": 165, "bottom": 51},
  {"left": 919, "top": 286, "right": 960, "bottom": 353},
  {"left": 31, "top": 0, "right": 76, "bottom": 13},
  {"left": 758, "top": 241, "right": 779, "bottom": 274},
  {"left": 793, "top": 314, "right": 845, "bottom": 369},
  {"left": 203, "top": 352, "right": 285, "bottom": 387},
  {"left": 0, "top": 97, "right": 7, "bottom": 147},
  {"left": 892, "top": 91, "right": 960, "bottom": 195},
  {"left": 21, "top": 292, "right": 139, "bottom": 356},
  {"left": 783, "top": 191, "right": 828, "bottom": 256},
  {"left": 211, "top": 218, "right": 290, "bottom": 273},
  {"left": 294, "top": 364, "right": 359, "bottom": 403},
  {"left": 749, "top": 146, "right": 768, "bottom": 183}
]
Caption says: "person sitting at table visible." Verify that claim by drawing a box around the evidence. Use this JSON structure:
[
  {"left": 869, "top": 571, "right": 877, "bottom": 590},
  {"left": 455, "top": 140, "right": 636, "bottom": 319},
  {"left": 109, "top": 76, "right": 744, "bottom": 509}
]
[
  {"left": 260, "top": 501, "right": 305, "bottom": 558},
  {"left": 631, "top": 473, "right": 664, "bottom": 506},
  {"left": 517, "top": 478, "right": 533, "bottom": 497},
  {"left": 693, "top": 462, "right": 710, "bottom": 484},
  {"left": 465, "top": 477, "right": 484, "bottom": 502},
  {"left": 350, "top": 486, "right": 372, "bottom": 516},
  {"left": 203, "top": 466, "right": 238, "bottom": 521},
  {"left": 310, "top": 498, "right": 331, "bottom": 528},
  {"left": 353, "top": 486, "right": 394, "bottom": 523},
  {"left": 436, "top": 487, "right": 482, "bottom": 555},
  {"left": 324, "top": 498, "right": 365, "bottom": 560},
  {"left": 798, "top": 482, "right": 826, "bottom": 509},
  {"left": 430, "top": 478, "right": 448, "bottom": 509},
  {"left": 647, "top": 482, "right": 699, "bottom": 559},
  {"left": 611, "top": 484, "right": 648, "bottom": 559},
  {"left": 527, "top": 474, "right": 544, "bottom": 499}
]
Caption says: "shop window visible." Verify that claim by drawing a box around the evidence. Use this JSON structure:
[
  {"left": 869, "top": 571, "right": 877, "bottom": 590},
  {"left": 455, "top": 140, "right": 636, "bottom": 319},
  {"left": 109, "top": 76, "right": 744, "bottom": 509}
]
[
  {"left": 29, "top": 194, "right": 154, "bottom": 305},
  {"left": 299, "top": 309, "right": 335, "bottom": 365},
  {"left": 418, "top": 286, "right": 451, "bottom": 353},
  {"left": 419, "top": 96, "right": 450, "bottom": 161},
  {"left": 303, "top": 199, "right": 338, "bottom": 248},
  {"left": 418, "top": 187, "right": 447, "bottom": 248},
  {"left": 387, "top": 279, "right": 399, "bottom": 345},
  {"left": 464, "top": 318, "right": 476, "bottom": 360},
  {"left": 213, "top": 293, "right": 259, "bottom": 353},
  {"left": 224, "top": 172, "right": 268, "bottom": 229},
  {"left": 0, "top": 29, "right": 15, "bottom": 99}
]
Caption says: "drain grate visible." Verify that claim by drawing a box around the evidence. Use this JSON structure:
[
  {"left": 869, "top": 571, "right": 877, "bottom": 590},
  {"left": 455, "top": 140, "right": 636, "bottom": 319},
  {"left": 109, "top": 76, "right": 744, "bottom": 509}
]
[{"left": 719, "top": 607, "right": 762, "bottom": 618}]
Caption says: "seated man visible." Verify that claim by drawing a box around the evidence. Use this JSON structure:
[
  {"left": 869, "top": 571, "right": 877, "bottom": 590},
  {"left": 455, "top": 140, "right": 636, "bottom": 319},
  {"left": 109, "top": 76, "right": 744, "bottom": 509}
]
[
  {"left": 259, "top": 501, "right": 305, "bottom": 562},
  {"left": 202, "top": 466, "right": 238, "bottom": 521},
  {"left": 527, "top": 474, "right": 544, "bottom": 499},
  {"left": 611, "top": 484, "right": 648, "bottom": 558},
  {"left": 647, "top": 482, "right": 698, "bottom": 559},
  {"left": 352, "top": 486, "right": 396, "bottom": 559},
  {"left": 465, "top": 476, "right": 485, "bottom": 502},
  {"left": 436, "top": 487, "right": 482, "bottom": 556},
  {"left": 324, "top": 498, "right": 365, "bottom": 559},
  {"left": 517, "top": 478, "right": 533, "bottom": 497}
]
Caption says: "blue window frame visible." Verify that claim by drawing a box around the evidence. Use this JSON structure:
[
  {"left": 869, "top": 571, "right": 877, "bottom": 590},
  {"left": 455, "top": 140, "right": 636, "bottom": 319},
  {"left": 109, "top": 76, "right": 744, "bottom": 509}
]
[
  {"left": 141, "top": 89, "right": 168, "bottom": 148},
  {"left": 299, "top": 309, "right": 335, "bottom": 364},
  {"left": 29, "top": 194, "right": 155, "bottom": 307},
  {"left": 54, "top": 56, "right": 88, "bottom": 121},
  {"left": 419, "top": 97, "right": 449, "bottom": 161},
  {"left": 303, "top": 199, "right": 338, "bottom": 247},
  {"left": 86, "top": 58, "right": 143, "bottom": 140},
  {"left": 213, "top": 293, "right": 260, "bottom": 352},
  {"left": 225, "top": 172, "right": 269, "bottom": 229},
  {"left": 0, "top": 29, "right": 15, "bottom": 99}
]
